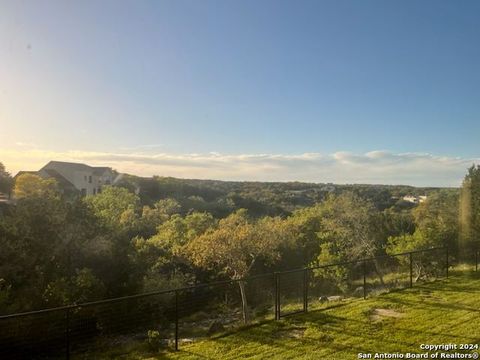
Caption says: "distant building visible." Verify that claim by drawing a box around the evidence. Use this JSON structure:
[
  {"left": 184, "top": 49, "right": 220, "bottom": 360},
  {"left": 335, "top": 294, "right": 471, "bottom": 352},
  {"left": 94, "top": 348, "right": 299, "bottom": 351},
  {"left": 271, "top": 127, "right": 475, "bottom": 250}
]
[
  {"left": 402, "top": 195, "right": 427, "bottom": 204},
  {"left": 320, "top": 184, "right": 336, "bottom": 192},
  {"left": 16, "top": 161, "right": 119, "bottom": 196}
]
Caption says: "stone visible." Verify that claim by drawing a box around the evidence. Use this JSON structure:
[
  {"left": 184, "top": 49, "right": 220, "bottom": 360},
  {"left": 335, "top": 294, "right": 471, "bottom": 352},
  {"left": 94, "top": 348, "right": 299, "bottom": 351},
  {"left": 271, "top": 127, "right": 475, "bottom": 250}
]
[
  {"left": 354, "top": 286, "right": 364, "bottom": 296},
  {"left": 207, "top": 320, "right": 225, "bottom": 335}
]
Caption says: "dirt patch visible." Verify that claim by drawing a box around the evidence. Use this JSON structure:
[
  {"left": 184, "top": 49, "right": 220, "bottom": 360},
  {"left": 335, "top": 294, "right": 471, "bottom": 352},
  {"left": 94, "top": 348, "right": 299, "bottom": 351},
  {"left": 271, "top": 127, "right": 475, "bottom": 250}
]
[
  {"left": 278, "top": 327, "right": 306, "bottom": 339},
  {"left": 370, "top": 308, "right": 404, "bottom": 321}
]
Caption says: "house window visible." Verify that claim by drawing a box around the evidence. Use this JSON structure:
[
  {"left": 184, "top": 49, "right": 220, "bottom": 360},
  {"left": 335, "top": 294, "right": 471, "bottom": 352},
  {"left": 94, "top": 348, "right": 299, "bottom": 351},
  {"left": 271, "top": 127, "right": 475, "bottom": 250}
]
[
  {"left": 89, "top": 176, "right": 92, "bottom": 183},
  {"left": 93, "top": 188, "right": 96, "bottom": 195},
  {"left": 97, "top": 187, "right": 101, "bottom": 194},
  {"left": 81, "top": 188, "right": 87, "bottom": 196},
  {"left": 84, "top": 175, "right": 87, "bottom": 181}
]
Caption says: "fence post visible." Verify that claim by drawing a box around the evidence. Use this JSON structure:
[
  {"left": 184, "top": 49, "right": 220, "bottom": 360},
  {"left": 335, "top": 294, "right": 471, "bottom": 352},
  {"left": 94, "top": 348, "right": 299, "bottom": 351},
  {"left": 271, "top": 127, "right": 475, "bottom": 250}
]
[
  {"left": 65, "top": 307, "right": 71, "bottom": 360},
  {"left": 274, "top": 273, "right": 279, "bottom": 320},
  {"left": 303, "top": 269, "right": 308, "bottom": 313},
  {"left": 362, "top": 260, "right": 367, "bottom": 300},
  {"left": 175, "top": 290, "right": 179, "bottom": 351},
  {"left": 409, "top": 252, "right": 413, "bottom": 288},
  {"left": 476, "top": 250, "right": 478, "bottom": 272},
  {"left": 445, "top": 247, "right": 449, "bottom": 278}
]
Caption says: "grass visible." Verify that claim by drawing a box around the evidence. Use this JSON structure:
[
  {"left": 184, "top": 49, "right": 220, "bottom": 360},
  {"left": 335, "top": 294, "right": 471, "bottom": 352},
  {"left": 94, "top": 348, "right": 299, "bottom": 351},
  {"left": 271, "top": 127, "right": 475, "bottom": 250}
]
[{"left": 88, "top": 270, "right": 480, "bottom": 360}]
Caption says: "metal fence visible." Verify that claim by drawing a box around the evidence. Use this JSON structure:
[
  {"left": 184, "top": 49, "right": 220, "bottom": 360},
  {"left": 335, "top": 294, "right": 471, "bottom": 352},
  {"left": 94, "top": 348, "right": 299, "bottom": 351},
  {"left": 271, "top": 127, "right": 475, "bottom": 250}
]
[{"left": 0, "top": 246, "right": 475, "bottom": 359}]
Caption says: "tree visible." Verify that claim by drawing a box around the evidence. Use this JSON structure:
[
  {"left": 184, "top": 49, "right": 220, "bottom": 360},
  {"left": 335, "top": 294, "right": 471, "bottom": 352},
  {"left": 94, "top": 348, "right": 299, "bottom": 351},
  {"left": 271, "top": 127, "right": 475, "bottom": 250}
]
[
  {"left": 133, "top": 211, "right": 215, "bottom": 292},
  {"left": 0, "top": 181, "right": 68, "bottom": 310},
  {"left": 0, "top": 162, "right": 13, "bottom": 196},
  {"left": 460, "top": 165, "right": 480, "bottom": 251},
  {"left": 84, "top": 186, "right": 140, "bottom": 229},
  {"left": 387, "top": 190, "right": 459, "bottom": 280},
  {"left": 285, "top": 204, "right": 327, "bottom": 268},
  {"left": 84, "top": 186, "right": 144, "bottom": 295},
  {"left": 185, "top": 209, "right": 292, "bottom": 323},
  {"left": 139, "top": 198, "right": 182, "bottom": 236},
  {"left": 314, "top": 192, "right": 387, "bottom": 285},
  {"left": 13, "top": 173, "right": 58, "bottom": 199},
  {"left": 388, "top": 190, "right": 459, "bottom": 252}
]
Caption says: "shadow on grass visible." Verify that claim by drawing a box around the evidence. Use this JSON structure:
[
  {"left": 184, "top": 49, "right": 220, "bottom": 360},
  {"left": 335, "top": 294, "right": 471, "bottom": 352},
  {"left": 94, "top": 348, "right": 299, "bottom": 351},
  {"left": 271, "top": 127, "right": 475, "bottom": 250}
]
[{"left": 171, "top": 273, "right": 480, "bottom": 359}]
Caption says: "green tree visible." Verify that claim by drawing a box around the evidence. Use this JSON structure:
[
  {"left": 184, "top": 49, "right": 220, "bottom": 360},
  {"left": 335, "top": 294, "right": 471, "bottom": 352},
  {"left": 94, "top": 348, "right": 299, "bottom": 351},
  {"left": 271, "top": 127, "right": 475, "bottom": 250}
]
[
  {"left": 388, "top": 190, "right": 459, "bottom": 253},
  {"left": 13, "top": 173, "right": 58, "bottom": 199},
  {"left": 84, "top": 186, "right": 140, "bottom": 229},
  {"left": 460, "top": 165, "right": 480, "bottom": 250},
  {"left": 387, "top": 190, "right": 459, "bottom": 280},
  {"left": 314, "top": 192, "right": 387, "bottom": 285},
  {"left": 286, "top": 204, "right": 327, "bottom": 268},
  {"left": 133, "top": 212, "right": 215, "bottom": 292},
  {"left": 0, "top": 183, "right": 68, "bottom": 310},
  {"left": 0, "top": 162, "right": 13, "bottom": 196},
  {"left": 185, "top": 209, "right": 292, "bottom": 323}
]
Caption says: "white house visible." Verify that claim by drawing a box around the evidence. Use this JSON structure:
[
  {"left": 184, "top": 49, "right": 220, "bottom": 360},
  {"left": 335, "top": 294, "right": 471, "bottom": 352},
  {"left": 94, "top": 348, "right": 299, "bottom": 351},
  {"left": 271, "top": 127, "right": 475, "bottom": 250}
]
[
  {"left": 18, "top": 161, "right": 120, "bottom": 196},
  {"left": 402, "top": 195, "right": 427, "bottom": 204}
]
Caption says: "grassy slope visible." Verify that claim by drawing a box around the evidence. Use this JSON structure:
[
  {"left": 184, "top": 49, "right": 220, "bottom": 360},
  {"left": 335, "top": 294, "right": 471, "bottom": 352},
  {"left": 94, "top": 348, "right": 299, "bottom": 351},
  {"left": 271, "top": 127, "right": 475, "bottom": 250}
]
[{"left": 105, "top": 271, "right": 480, "bottom": 360}]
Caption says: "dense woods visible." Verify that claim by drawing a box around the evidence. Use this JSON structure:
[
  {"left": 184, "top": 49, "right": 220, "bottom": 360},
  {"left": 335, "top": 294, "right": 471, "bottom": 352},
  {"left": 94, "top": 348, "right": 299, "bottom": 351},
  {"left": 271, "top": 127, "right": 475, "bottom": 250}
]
[{"left": 0, "top": 163, "right": 479, "bottom": 316}]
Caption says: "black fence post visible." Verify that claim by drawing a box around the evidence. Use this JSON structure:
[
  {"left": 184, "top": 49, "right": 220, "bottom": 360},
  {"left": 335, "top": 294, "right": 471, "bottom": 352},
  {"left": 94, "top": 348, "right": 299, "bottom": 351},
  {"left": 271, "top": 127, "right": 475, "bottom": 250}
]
[
  {"left": 476, "top": 250, "right": 478, "bottom": 272},
  {"left": 65, "top": 307, "right": 71, "bottom": 360},
  {"left": 274, "top": 273, "right": 279, "bottom": 320},
  {"left": 445, "top": 247, "right": 449, "bottom": 278},
  {"left": 175, "top": 290, "right": 179, "bottom": 351},
  {"left": 303, "top": 269, "right": 308, "bottom": 313},
  {"left": 409, "top": 252, "right": 413, "bottom": 288},
  {"left": 362, "top": 260, "right": 367, "bottom": 300}
]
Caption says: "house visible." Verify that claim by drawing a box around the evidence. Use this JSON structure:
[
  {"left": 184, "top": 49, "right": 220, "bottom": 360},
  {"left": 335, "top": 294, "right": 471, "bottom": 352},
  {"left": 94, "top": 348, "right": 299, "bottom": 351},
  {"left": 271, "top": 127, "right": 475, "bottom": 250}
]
[
  {"left": 16, "top": 161, "right": 119, "bottom": 196},
  {"left": 402, "top": 195, "right": 427, "bottom": 204}
]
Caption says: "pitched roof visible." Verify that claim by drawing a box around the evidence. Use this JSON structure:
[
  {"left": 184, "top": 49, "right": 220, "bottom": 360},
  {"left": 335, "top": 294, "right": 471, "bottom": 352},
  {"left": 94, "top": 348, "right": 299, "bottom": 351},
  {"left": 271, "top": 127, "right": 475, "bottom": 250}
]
[
  {"left": 13, "top": 170, "right": 37, "bottom": 179},
  {"left": 42, "top": 169, "right": 77, "bottom": 189},
  {"left": 41, "top": 160, "right": 92, "bottom": 172},
  {"left": 92, "top": 167, "right": 112, "bottom": 175}
]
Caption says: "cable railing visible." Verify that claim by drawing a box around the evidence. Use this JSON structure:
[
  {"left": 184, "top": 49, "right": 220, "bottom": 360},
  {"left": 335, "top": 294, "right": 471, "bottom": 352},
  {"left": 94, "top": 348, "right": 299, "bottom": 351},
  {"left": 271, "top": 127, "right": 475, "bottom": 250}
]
[{"left": 1, "top": 246, "right": 474, "bottom": 359}]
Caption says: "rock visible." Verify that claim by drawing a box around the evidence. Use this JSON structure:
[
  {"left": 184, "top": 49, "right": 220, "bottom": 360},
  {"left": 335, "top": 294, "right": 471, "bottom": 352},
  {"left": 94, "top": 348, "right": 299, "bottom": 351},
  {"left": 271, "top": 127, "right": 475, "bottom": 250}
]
[
  {"left": 180, "top": 338, "right": 194, "bottom": 344},
  {"left": 354, "top": 286, "right": 364, "bottom": 296},
  {"left": 207, "top": 320, "right": 225, "bottom": 335},
  {"left": 327, "top": 295, "right": 343, "bottom": 301},
  {"left": 319, "top": 296, "right": 328, "bottom": 302}
]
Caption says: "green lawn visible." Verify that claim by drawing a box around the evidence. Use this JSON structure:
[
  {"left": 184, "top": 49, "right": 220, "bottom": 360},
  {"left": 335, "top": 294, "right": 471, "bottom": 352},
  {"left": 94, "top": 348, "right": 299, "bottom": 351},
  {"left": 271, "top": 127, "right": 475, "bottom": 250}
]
[{"left": 96, "top": 270, "right": 480, "bottom": 360}]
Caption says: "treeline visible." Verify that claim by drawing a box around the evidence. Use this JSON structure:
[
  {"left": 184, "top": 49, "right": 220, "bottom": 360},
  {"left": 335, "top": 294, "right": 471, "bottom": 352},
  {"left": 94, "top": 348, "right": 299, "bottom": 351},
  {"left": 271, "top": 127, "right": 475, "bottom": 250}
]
[
  {"left": 118, "top": 175, "right": 442, "bottom": 218},
  {"left": 0, "top": 164, "right": 478, "bottom": 316}
]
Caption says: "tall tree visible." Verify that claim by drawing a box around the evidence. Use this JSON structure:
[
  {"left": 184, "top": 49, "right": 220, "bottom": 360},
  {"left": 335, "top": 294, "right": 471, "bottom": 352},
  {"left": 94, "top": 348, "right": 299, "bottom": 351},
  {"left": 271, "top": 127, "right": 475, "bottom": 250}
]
[
  {"left": 387, "top": 190, "right": 459, "bottom": 279},
  {"left": 314, "top": 192, "right": 387, "bottom": 285},
  {"left": 185, "top": 209, "right": 292, "bottom": 323},
  {"left": 460, "top": 165, "right": 480, "bottom": 250},
  {"left": 84, "top": 186, "right": 140, "bottom": 229},
  {"left": 0, "top": 162, "right": 13, "bottom": 196},
  {"left": 13, "top": 173, "right": 58, "bottom": 199}
]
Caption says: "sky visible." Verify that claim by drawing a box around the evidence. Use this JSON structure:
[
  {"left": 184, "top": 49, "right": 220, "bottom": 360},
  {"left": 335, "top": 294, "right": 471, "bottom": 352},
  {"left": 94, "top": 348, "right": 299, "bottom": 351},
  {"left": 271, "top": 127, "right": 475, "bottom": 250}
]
[{"left": 0, "top": 0, "right": 479, "bottom": 186}]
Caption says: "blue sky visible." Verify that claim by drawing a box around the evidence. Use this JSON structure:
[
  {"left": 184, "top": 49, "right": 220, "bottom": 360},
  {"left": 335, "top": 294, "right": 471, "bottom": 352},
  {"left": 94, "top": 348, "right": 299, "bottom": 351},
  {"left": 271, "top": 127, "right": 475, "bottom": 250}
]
[{"left": 0, "top": 0, "right": 479, "bottom": 185}]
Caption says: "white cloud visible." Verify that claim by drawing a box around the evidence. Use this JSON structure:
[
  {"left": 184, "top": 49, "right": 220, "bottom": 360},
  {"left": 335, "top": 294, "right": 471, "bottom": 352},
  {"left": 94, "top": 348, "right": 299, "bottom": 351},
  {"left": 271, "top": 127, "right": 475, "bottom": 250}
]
[{"left": 0, "top": 147, "right": 477, "bottom": 187}]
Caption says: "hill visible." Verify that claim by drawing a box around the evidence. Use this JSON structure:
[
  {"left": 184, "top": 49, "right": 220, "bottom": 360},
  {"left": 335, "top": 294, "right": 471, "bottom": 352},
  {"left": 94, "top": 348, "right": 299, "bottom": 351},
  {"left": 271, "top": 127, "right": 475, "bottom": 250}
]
[{"left": 118, "top": 175, "right": 448, "bottom": 217}]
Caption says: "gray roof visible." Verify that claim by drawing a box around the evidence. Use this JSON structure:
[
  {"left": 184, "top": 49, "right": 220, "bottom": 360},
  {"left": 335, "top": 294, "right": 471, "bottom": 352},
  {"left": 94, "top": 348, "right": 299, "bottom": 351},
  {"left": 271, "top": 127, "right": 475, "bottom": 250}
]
[
  {"left": 42, "top": 169, "right": 77, "bottom": 189},
  {"left": 41, "top": 161, "right": 115, "bottom": 175},
  {"left": 41, "top": 161, "right": 93, "bottom": 172},
  {"left": 92, "top": 167, "right": 113, "bottom": 175},
  {"left": 13, "top": 170, "right": 37, "bottom": 179}
]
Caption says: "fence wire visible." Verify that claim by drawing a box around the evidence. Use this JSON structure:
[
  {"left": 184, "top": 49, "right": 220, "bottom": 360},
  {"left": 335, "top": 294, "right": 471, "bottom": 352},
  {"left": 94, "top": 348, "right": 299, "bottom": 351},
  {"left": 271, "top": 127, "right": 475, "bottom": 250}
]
[{"left": 0, "top": 246, "right": 458, "bottom": 359}]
